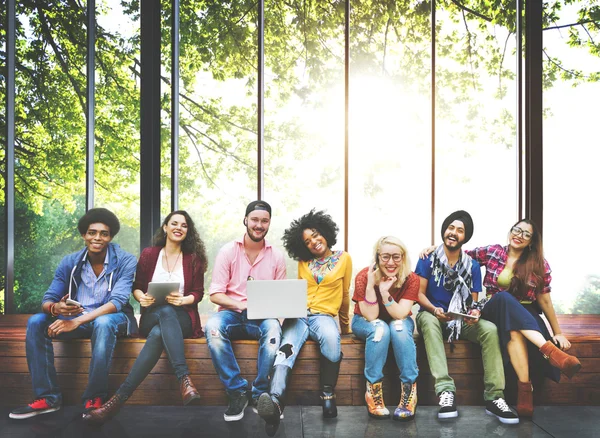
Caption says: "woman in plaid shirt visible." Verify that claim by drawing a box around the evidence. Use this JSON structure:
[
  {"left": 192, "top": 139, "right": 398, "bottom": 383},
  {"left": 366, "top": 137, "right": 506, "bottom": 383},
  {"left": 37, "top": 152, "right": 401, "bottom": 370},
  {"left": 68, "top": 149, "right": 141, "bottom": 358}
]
[{"left": 466, "top": 219, "right": 581, "bottom": 418}]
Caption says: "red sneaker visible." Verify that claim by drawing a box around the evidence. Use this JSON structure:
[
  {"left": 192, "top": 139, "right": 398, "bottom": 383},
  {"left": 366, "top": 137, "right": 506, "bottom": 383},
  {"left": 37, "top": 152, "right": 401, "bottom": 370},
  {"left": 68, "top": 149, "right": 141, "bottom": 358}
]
[
  {"left": 84, "top": 397, "right": 103, "bottom": 412},
  {"left": 9, "top": 398, "right": 61, "bottom": 420}
]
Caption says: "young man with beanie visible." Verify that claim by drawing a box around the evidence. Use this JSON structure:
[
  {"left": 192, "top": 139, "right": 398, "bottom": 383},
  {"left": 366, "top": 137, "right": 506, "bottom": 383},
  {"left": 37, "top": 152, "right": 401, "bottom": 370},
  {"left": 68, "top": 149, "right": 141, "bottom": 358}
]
[
  {"left": 10, "top": 208, "right": 138, "bottom": 420},
  {"left": 415, "top": 210, "right": 519, "bottom": 424},
  {"left": 205, "top": 200, "right": 286, "bottom": 422}
]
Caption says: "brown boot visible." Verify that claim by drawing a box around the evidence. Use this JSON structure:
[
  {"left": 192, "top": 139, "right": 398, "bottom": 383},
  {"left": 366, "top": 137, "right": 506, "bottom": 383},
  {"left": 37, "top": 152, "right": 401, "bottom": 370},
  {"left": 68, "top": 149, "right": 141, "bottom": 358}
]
[
  {"left": 180, "top": 375, "right": 201, "bottom": 405},
  {"left": 81, "top": 393, "right": 127, "bottom": 424},
  {"left": 539, "top": 340, "right": 582, "bottom": 379},
  {"left": 516, "top": 381, "right": 533, "bottom": 417},
  {"left": 365, "top": 380, "right": 390, "bottom": 419}
]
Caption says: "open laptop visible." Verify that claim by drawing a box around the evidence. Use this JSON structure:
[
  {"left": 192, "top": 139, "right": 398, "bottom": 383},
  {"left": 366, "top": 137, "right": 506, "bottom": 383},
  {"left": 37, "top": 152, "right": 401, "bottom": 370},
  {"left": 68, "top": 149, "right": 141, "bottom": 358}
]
[{"left": 246, "top": 279, "right": 307, "bottom": 320}]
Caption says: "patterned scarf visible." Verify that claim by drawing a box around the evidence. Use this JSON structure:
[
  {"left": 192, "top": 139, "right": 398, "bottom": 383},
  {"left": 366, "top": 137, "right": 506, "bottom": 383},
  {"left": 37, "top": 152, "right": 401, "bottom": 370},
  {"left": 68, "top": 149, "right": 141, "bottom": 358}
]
[
  {"left": 429, "top": 244, "right": 473, "bottom": 342},
  {"left": 308, "top": 250, "right": 342, "bottom": 284}
]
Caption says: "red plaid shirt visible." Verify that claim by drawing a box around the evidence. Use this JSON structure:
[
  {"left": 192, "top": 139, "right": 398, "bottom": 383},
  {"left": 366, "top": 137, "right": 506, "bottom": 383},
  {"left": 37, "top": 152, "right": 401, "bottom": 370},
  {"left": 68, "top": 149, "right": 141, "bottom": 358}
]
[{"left": 466, "top": 244, "right": 551, "bottom": 302}]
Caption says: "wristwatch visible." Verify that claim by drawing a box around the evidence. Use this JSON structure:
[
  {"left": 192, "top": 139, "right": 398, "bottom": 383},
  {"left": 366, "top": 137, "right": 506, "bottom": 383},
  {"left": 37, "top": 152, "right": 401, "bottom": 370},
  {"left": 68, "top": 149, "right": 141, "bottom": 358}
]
[{"left": 384, "top": 295, "right": 394, "bottom": 307}]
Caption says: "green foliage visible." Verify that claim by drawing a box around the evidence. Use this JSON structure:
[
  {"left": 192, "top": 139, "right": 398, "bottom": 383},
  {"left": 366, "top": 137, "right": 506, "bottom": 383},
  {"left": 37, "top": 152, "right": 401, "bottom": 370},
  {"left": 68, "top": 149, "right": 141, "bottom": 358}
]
[
  {"left": 571, "top": 275, "right": 600, "bottom": 314},
  {"left": 1, "top": 0, "right": 599, "bottom": 313}
]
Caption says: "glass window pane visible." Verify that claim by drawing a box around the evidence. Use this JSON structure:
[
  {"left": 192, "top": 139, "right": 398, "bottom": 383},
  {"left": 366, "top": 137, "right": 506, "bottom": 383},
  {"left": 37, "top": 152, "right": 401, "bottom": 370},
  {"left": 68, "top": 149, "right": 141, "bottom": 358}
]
[
  {"left": 435, "top": 4, "right": 517, "bottom": 255},
  {"left": 264, "top": 0, "right": 345, "bottom": 275},
  {"left": 12, "top": 2, "right": 87, "bottom": 312},
  {"left": 349, "top": 2, "right": 432, "bottom": 270},
  {"left": 543, "top": 2, "right": 600, "bottom": 314},
  {"left": 95, "top": 0, "right": 141, "bottom": 257},
  {"left": 177, "top": 2, "right": 258, "bottom": 316}
]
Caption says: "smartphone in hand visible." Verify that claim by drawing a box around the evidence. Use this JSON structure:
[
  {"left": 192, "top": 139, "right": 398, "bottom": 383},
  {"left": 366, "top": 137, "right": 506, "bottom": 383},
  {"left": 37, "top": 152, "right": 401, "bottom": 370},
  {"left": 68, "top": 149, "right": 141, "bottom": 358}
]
[{"left": 66, "top": 298, "right": 83, "bottom": 307}]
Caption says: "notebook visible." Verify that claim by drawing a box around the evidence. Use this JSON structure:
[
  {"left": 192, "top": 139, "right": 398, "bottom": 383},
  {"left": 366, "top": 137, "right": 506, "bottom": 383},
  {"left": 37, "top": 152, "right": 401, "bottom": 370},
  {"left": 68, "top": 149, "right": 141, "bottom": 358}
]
[{"left": 246, "top": 279, "right": 307, "bottom": 320}]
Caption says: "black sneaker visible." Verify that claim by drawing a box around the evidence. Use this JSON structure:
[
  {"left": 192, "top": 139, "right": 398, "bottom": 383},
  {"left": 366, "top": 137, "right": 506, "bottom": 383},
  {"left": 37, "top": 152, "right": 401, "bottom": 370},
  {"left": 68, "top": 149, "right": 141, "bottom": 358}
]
[
  {"left": 438, "top": 391, "right": 458, "bottom": 419},
  {"left": 9, "top": 398, "right": 61, "bottom": 420},
  {"left": 224, "top": 390, "right": 248, "bottom": 422},
  {"left": 486, "top": 398, "right": 519, "bottom": 424}
]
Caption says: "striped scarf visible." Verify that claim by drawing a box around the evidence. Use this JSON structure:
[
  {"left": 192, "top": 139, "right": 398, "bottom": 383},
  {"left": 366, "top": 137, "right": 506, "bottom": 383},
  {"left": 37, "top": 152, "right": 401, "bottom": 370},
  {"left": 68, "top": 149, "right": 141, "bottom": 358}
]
[{"left": 429, "top": 245, "right": 473, "bottom": 342}]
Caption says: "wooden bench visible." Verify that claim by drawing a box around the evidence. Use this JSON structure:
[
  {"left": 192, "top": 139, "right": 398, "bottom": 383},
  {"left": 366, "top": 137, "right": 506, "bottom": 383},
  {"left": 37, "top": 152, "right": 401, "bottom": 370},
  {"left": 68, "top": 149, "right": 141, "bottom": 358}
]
[{"left": 1, "top": 314, "right": 598, "bottom": 407}]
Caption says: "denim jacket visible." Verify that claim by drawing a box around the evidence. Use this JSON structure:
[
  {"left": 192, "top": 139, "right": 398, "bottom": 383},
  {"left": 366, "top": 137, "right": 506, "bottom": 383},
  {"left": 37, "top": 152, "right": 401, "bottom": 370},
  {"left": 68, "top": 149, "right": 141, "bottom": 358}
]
[{"left": 41, "top": 243, "right": 139, "bottom": 335}]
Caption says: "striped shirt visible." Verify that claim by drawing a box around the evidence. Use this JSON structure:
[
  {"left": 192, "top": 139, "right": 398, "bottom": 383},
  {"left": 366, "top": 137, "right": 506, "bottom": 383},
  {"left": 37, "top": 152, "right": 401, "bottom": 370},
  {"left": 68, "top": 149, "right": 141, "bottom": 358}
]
[{"left": 77, "top": 252, "right": 111, "bottom": 313}]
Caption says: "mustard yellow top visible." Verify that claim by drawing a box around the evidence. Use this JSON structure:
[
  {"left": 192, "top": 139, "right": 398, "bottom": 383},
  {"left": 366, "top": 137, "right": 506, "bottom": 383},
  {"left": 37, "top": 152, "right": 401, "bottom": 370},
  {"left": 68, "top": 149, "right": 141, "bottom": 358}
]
[
  {"left": 298, "top": 251, "right": 352, "bottom": 333},
  {"left": 497, "top": 267, "right": 513, "bottom": 290}
]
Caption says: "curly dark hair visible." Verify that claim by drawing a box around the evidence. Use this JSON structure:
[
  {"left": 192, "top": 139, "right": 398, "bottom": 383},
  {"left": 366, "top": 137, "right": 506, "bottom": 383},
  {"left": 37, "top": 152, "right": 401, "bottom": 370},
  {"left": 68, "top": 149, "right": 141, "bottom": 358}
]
[
  {"left": 78, "top": 208, "right": 120, "bottom": 237},
  {"left": 152, "top": 210, "right": 208, "bottom": 273},
  {"left": 282, "top": 209, "right": 339, "bottom": 261}
]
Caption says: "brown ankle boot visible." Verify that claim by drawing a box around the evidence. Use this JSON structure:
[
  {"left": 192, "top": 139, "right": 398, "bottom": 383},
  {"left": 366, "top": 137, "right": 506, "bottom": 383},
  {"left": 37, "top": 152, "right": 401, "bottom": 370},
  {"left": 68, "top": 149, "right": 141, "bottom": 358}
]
[
  {"left": 81, "top": 393, "right": 127, "bottom": 424},
  {"left": 180, "top": 375, "right": 201, "bottom": 405},
  {"left": 365, "top": 380, "right": 390, "bottom": 419},
  {"left": 516, "top": 381, "right": 533, "bottom": 417},
  {"left": 539, "top": 340, "right": 582, "bottom": 379}
]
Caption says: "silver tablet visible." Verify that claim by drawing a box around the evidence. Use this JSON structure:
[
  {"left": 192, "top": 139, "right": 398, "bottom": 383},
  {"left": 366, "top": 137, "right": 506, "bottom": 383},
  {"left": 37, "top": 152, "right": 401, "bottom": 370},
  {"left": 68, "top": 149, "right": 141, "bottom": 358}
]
[{"left": 147, "top": 281, "right": 181, "bottom": 305}]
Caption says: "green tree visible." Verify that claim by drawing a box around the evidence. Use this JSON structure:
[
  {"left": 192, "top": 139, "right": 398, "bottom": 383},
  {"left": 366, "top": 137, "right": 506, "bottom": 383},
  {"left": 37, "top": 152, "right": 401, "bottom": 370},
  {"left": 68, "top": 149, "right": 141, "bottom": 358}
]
[
  {"left": 1, "top": 0, "right": 599, "bottom": 312},
  {"left": 571, "top": 275, "right": 600, "bottom": 314}
]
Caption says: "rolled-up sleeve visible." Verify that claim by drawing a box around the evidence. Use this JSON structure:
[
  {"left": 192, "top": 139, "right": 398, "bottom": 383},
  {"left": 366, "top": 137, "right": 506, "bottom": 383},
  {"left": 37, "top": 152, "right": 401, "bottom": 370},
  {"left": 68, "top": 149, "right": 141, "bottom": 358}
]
[{"left": 209, "top": 246, "right": 232, "bottom": 295}]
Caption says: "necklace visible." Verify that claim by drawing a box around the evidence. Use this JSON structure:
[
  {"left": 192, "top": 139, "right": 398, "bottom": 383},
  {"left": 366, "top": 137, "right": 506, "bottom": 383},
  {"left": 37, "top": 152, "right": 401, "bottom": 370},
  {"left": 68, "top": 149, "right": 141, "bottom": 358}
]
[{"left": 164, "top": 250, "right": 182, "bottom": 280}]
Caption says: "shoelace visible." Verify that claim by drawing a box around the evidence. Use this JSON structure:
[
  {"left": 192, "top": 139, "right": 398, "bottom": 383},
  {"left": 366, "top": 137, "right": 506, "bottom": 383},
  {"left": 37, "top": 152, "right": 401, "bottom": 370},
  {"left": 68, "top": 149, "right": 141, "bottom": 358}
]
[
  {"left": 103, "top": 394, "right": 125, "bottom": 410},
  {"left": 402, "top": 385, "right": 414, "bottom": 406},
  {"left": 439, "top": 391, "right": 454, "bottom": 407},
  {"left": 371, "top": 385, "right": 384, "bottom": 406},
  {"left": 182, "top": 376, "right": 193, "bottom": 390},
  {"left": 493, "top": 398, "right": 511, "bottom": 412}
]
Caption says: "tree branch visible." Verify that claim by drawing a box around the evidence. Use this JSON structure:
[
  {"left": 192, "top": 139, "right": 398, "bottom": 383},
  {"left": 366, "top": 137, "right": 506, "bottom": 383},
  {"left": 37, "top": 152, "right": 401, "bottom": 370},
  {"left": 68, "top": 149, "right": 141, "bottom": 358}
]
[
  {"left": 450, "top": 0, "right": 492, "bottom": 23},
  {"left": 543, "top": 20, "right": 598, "bottom": 31},
  {"left": 180, "top": 123, "right": 218, "bottom": 188},
  {"left": 34, "top": 0, "right": 86, "bottom": 113}
]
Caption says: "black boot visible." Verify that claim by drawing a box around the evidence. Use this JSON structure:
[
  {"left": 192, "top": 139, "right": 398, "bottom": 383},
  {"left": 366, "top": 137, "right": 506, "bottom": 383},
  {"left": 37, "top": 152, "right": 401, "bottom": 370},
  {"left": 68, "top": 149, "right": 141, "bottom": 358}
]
[
  {"left": 320, "top": 353, "right": 342, "bottom": 419},
  {"left": 258, "top": 365, "right": 292, "bottom": 437}
]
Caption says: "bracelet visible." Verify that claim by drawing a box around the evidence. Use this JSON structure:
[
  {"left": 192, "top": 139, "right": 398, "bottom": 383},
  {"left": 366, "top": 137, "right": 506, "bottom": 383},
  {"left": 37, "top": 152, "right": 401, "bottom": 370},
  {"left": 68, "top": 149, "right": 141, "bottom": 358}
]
[
  {"left": 363, "top": 297, "right": 378, "bottom": 305},
  {"left": 384, "top": 300, "right": 394, "bottom": 308},
  {"left": 50, "top": 303, "right": 59, "bottom": 317}
]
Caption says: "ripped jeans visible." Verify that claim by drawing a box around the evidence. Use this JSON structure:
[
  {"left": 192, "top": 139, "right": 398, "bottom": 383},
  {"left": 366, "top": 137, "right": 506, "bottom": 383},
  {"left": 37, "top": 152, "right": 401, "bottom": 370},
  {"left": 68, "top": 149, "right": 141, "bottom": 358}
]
[
  {"left": 351, "top": 315, "right": 418, "bottom": 384},
  {"left": 205, "top": 310, "right": 281, "bottom": 400},
  {"left": 274, "top": 314, "right": 341, "bottom": 368}
]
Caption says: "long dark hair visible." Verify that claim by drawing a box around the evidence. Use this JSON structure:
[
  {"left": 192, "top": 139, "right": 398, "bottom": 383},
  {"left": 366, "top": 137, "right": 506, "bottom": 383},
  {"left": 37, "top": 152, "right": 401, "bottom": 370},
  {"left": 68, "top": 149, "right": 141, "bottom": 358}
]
[
  {"left": 509, "top": 218, "right": 545, "bottom": 295},
  {"left": 152, "top": 210, "right": 208, "bottom": 273}
]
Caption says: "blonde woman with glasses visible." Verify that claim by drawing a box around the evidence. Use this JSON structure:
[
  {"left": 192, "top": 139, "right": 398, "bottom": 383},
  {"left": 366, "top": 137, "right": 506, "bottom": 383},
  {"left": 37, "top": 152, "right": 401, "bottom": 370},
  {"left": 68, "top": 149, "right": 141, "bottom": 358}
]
[{"left": 351, "top": 236, "right": 420, "bottom": 421}]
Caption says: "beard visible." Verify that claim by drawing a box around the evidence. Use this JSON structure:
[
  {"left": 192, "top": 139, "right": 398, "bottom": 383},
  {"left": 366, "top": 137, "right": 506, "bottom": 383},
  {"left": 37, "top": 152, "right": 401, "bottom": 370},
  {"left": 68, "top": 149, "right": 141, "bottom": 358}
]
[{"left": 247, "top": 225, "right": 268, "bottom": 242}]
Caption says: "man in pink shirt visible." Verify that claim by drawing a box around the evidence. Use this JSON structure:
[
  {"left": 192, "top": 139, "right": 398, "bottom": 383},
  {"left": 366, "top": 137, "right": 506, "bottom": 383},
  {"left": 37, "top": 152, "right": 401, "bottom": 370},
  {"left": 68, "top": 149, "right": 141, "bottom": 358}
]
[{"left": 205, "top": 200, "right": 287, "bottom": 422}]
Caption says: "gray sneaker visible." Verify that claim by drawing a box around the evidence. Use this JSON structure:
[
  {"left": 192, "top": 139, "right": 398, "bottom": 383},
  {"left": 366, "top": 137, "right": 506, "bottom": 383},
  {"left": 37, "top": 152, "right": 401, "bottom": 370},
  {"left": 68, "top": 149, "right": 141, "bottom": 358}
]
[{"left": 224, "top": 390, "right": 248, "bottom": 422}]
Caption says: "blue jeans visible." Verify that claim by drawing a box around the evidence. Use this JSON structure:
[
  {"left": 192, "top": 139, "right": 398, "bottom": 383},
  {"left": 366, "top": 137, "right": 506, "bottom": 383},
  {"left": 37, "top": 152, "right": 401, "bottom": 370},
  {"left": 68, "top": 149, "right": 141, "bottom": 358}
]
[
  {"left": 117, "top": 305, "right": 192, "bottom": 397},
  {"left": 352, "top": 315, "right": 418, "bottom": 384},
  {"left": 274, "top": 314, "right": 341, "bottom": 368},
  {"left": 205, "top": 310, "right": 281, "bottom": 399},
  {"left": 26, "top": 312, "right": 128, "bottom": 406}
]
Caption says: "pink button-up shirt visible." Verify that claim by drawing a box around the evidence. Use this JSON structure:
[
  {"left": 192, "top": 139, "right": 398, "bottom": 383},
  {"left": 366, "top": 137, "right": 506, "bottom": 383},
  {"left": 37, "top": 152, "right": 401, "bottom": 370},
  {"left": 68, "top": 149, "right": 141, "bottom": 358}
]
[{"left": 209, "top": 235, "right": 287, "bottom": 312}]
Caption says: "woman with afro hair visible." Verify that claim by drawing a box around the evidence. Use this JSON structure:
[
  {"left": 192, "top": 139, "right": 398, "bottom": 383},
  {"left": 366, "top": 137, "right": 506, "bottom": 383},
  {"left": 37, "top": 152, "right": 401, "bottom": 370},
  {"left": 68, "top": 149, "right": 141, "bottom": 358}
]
[{"left": 258, "top": 209, "right": 352, "bottom": 436}]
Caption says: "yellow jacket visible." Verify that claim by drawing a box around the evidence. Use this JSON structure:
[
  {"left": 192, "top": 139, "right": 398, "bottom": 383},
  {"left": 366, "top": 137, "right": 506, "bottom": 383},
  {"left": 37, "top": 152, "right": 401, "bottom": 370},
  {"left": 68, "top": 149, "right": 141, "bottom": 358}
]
[{"left": 298, "top": 251, "right": 352, "bottom": 334}]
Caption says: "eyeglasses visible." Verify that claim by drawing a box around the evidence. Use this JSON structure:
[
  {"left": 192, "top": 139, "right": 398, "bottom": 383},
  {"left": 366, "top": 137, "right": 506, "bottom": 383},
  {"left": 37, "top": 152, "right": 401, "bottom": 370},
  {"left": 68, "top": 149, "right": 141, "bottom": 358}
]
[
  {"left": 379, "top": 253, "right": 403, "bottom": 263},
  {"left": 511, "top": 226, "right": 533, "bottom": 240}
]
